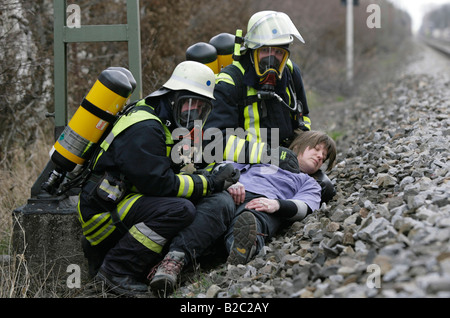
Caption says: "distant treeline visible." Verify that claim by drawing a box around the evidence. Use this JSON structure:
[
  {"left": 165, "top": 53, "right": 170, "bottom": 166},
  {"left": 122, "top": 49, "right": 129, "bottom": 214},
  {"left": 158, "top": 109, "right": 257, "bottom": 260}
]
[
  {"left": 0, "top": 0, "right": 411, "bottom": 169},
  {"left": 420, "top": 3, "right": 450, "bottom": 41}
]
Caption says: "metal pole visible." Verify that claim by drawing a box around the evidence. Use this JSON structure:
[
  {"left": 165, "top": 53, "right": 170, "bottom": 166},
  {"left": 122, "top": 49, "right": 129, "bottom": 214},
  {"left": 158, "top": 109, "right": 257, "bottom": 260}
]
[
  {"left": 127, "top": 0, "right": 143, "bottom": 101},
  {"left": 346, "top": 0, "right": 354, "bottom": 86},
  {"left": 52, "top": 0, "right": 142, "bottom": 139},
  {"left": 53, "top": 0, "right": 68, "bottom": 140}
]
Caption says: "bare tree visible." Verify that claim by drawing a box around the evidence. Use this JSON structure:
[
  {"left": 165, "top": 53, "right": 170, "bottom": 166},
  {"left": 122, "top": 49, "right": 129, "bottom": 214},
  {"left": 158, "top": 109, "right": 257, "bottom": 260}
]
[{"left": 0, "top": 0, "right": 53, "bottom": 169}]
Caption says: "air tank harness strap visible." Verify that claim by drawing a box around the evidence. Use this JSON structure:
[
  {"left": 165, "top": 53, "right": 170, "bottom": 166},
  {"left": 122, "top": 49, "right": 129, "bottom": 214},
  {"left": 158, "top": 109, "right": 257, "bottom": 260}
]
[{"left": 81, "top": 98, "right": 118, "bottom": 124}]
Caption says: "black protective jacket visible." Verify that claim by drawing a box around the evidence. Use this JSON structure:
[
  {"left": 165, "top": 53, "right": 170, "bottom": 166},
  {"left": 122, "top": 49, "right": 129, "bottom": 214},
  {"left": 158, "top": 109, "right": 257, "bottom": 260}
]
[
  {"left": 78, "top": 95, "right": 208, "bottom": 221},
  {"left": 203, "top": 52, "right": 310, "bottom": 164}
]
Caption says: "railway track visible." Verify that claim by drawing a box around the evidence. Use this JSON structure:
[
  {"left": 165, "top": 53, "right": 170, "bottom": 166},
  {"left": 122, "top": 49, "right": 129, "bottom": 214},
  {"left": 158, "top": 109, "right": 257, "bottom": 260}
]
[{"left": 421, "top": 36, "right": 450, "bottom": 57}]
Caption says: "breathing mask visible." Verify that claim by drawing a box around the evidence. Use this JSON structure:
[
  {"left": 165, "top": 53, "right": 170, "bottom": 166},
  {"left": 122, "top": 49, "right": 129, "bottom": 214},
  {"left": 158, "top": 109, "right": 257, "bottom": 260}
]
[
  {"left": 173, "top": 93, "right": 212, "bottom": 132},
  {"left": 252, "top": 46, "right": 289, "bottom": 90}
]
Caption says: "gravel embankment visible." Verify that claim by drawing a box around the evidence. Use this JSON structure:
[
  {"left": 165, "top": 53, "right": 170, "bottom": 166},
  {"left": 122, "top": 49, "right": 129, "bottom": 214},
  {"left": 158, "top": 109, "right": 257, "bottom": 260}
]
[{"left": 177, "top": 70, "right": 450, "bottom": 298}]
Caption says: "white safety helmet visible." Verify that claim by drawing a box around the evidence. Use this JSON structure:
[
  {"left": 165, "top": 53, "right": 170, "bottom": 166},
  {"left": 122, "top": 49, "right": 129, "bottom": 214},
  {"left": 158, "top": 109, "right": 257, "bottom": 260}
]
[
  {"left": 163, "top": 60, "right": 215, "bottom": 100},
  {"left": 244, "top": 11, "right": 305, "bottom": 50}
]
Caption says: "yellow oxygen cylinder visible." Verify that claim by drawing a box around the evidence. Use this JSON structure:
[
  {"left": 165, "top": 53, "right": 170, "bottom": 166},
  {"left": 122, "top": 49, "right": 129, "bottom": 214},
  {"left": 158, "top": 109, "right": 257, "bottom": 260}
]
[
  {"left": 185, "top": 42, "right": 219, "bottom": 74},
  {"left": 50, "top": 68, "right": 134, "bottom": 173},
  {"left": 209, "top": 33, "right": 235, "bottom": 71}
]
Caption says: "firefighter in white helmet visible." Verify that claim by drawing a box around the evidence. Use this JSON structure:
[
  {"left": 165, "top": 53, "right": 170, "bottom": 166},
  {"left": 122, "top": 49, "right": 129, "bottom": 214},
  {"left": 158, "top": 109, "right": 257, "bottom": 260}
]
[
  {"left": 203, "top": 11, "right": 335, "bottom": 204},
  {"left": 78, "top": 60, "right": 239, "bottom": 296},
  {"left": 205, "top": 11, "right": 309, "bottom": 156}
]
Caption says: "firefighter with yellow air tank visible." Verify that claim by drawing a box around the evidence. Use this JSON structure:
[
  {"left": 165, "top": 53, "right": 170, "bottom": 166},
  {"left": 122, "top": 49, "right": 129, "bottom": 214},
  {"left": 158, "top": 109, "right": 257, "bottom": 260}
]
[
  {"left": 75, "top": 61, "right": 239, "bottom": 296},
  {"left": 194, "top": 11, "right": 336, "bottom": 203}
]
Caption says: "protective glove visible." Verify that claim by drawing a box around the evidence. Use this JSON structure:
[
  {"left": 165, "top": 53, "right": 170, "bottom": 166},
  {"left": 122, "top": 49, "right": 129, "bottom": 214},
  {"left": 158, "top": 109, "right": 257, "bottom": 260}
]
[
  {"left": 273, "top": 147, "right": 300, "bottom": 173},
  {"left": 311, "top": 169, "right": 336, "bottom": 203},
  {"left": 207, "top": 163, "right": 240, "bottom": 193},
  {"left": 298, "top": 115, "right": 311, "bottom": 131}
]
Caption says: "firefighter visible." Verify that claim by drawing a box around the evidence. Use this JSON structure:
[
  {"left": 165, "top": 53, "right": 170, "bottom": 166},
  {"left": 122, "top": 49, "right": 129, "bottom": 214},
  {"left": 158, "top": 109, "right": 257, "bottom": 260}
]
[
  {"left": 204, "top": 10, "right": 336, "bottom": 203},
  {"left": 77, "top": 61, "right": 239, "bottom": 296}
]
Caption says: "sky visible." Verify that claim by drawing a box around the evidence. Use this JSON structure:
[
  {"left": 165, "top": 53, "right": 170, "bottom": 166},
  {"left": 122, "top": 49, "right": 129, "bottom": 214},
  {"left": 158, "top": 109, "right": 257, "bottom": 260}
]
[{"left": 387, "top": 0, "right": 450, "bottom": 32}]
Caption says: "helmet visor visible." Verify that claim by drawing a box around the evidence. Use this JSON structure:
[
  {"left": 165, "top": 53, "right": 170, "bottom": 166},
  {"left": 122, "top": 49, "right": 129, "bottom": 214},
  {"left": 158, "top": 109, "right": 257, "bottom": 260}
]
[
  {"left": 245, "top": 12, "right": 304, "bottom": 49},
  {"left": 253, "top": 46, "right": 290, "bottom": 78},
  {"left": 175, "top": 95, "right": 212, "bottom": 130}
]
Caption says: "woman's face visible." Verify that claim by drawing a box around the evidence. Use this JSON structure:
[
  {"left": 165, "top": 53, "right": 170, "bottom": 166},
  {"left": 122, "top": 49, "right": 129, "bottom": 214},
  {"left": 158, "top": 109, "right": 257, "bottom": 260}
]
[{"left": 297, "top": 142, "right": 327, "bottom": 174}]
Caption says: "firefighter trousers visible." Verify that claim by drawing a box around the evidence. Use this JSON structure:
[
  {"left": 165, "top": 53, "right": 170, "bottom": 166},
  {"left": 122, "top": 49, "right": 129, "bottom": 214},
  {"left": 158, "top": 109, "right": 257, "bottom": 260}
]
[
  {"left": 83, "top": 196, "right": 195, "bottom": 280},
  {"left": 168, "top": 191, "right": 237, "bottom": 266}
]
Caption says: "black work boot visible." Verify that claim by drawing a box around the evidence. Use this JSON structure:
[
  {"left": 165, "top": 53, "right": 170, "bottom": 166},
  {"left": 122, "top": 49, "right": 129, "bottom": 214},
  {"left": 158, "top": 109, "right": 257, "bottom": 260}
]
[{"left": 95, "top": 267, "right": 148, "bottom": 297}]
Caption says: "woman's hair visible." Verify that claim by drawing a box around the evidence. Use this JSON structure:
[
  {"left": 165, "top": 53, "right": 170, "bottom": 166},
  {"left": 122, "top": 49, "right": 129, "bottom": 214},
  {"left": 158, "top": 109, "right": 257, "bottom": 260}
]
[{"left": 289, "top": 130, "right": 337, "bottom": 172}]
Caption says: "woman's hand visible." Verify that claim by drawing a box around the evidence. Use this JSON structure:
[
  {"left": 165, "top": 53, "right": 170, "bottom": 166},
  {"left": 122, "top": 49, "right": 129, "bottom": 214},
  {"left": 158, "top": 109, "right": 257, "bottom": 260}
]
[
  {"left": 227, "top": 182, "right": 246, "bottom": 205},
  {"left": 245, "top": 197, "right": 280, "bottom": 213}
]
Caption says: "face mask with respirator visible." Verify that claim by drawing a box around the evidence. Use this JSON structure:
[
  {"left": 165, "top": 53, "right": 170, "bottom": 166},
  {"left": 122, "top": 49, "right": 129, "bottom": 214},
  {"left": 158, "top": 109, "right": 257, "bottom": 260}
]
[{"left": 252, "top": 46, "right": 299, "bottom": 109}]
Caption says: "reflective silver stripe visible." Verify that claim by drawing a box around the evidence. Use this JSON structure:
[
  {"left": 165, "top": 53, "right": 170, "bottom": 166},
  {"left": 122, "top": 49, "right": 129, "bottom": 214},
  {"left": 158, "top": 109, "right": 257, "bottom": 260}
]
[
  {"left": 177, "top": 175, "right": 192, "bottom": 197},
  {"left": 82, "top": 194, "right": 142, "bottom": 245},
  {"left": 215, "top": 73, "right": 235, "bottom": 85},
  {"left": 249, "top": 141, "right": 264, "bottom": 164},
  {"left": 99, "top": 179, "right": 122, "bottom": 201},
  {"left": 134, "top": 222, "right": 167, "bottom": 246},
  {"left": 245, "top": 113, "right": 261, "bottom": 144},
  {"left": 82, "top": 212, "right": 110, "bottom": 235},
  {"left": 101, "top": 131, "right": 116, "bottom": 150},
  {"left": 224, "top": 135, "right": 245, "bottom": 162},
  {"left": 288, "top": 199, "right": 308, "bottom": 221}
]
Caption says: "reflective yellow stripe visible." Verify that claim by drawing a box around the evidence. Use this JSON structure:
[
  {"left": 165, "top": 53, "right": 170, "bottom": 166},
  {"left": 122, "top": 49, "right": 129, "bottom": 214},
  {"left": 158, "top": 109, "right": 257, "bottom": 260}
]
[
  {"left": 303, "top": 116, "right": 311, "bottom": 129},
  {"left": 244, "top": 101, "right": 260, "bottom": 143},
  {"left": 100, "top": 110, "right": 162, "bottom": 152},
  {"left": 86, "top": 194, "right": 141, "bottom": 245},
  {"left": 177, "top": 175, "right": 186, "bottom": 197},
  {"left": 286, "top": 86, "right": 292, "bottom": 105},
  {"left": 78, "top": 193, "right": 142, "bottom": 246},
  {"left": 204, "top": 163, "right": 215, "bottom": 173},
  {"left": 199, "top": 175, "right": 208, "bottom": 196},
  {"left": 176, "top": 174, "right": 207, "bottom": 197},
  {"left": 95, "top": 104, "right": 173, "bottom": 168},
  {"left": 176, "top": 175, "right": 194, "bottom": 198},
  {"left": 129, "top": 223, "right": 165, "bottom": 253},
  {"left": 224, "top": 135, "right": 237, "bottom": 161},
  {"left": 249, "top": 141, "right": 258, "bottom": 164},
  {"left": 90, "top": 221, "right": 116, "bottom": 246},
  {"left": 249, "top": 141, "right": 266, "bottom": 164},
  {"left": 224, "top": 135, "right": 245, "bottom": 162},
  {"left": 83, "top": 212, "right": 110, "bottom": 236},
  {"left": 215, "top": 72, "right": 235, "bottom": 85},
  {"left": 234, "top": 138, "right": 245, "bottom": 162}
]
